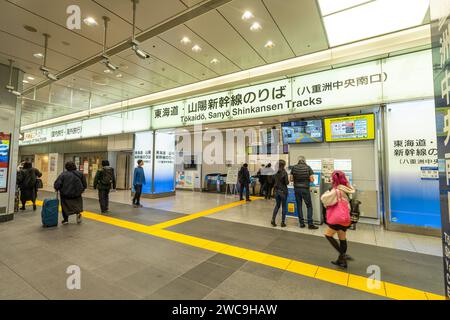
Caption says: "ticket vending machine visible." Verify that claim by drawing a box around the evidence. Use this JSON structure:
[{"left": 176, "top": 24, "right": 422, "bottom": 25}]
[{"left": 286, "top": 172, "right": 323, "bottom": 224}]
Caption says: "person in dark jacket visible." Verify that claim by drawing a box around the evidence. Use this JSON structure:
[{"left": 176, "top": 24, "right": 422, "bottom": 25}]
[
  {"left": 238, "top": 163, "right": 251, "bottom": 202},
  {"left": 256, "top": 164, "right": 266, "bottom": 196},
  {"left": 271, "top": 160, "right": 289, "bottom": 228},
  {"left": 132, "top": 160, "right": 146, "bottom": 208},
  {"left": 16, "top": 161, "right": 42, "bottom": 211},
  {"left": 54, "top": 161, "right": 87, "bottom": 225},
  {"left": 93, "top": 160, "right": 116, "bottom": 214},
  {"left": 291, "top": 156, "right": 318, "bottom": 230},
  {"left": 263, "top": 163, "right": 275, "bottom": 200}
]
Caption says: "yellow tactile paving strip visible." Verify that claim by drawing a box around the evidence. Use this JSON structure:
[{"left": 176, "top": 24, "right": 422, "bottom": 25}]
[{"left": 32, "top": 200, "right": 447, "bottom": 300}]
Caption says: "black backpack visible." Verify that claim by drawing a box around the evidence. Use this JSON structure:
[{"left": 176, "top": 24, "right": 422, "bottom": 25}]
[{"left": 101, "top": 168, "right": 113, "bottom": 186}]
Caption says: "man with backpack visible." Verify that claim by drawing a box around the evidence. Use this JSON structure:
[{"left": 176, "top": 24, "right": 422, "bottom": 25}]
[{"left": 94, "top": 160, "right": 116, "bottom": 214}]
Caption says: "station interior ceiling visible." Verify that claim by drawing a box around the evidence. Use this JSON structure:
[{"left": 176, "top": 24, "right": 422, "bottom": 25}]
[{"left": 0, "top": 0, "right": 431, "bottom": 128}]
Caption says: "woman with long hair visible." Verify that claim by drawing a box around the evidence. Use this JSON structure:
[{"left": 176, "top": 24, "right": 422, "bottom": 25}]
[
  {"left": 271, "top": 160, "right": 289, "bottom": 228},
  {"left": 321, "top": 170, "right": 355, "bottom": 268}
]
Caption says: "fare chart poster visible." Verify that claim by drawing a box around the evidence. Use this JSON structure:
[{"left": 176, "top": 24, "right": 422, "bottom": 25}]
[
  {"left": 134, "top": 131, "right": 153, "bottom": 194},
  {"left": 430, "top": 0, "right": 450, "bottom": 299},
  {"left": 386, "top": 100, "right": 440, "bottom": 228},
  {"left": 0, "top": 133, "right": 11, "bottom": 193}
]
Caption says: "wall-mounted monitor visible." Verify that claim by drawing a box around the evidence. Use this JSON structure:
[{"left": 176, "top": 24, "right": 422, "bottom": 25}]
[
  {"left": 281, "top": 120, "right": 323, "bottom": 144},
  {"left": 324, "top": 114, "right": 375, "bottom": 142}
]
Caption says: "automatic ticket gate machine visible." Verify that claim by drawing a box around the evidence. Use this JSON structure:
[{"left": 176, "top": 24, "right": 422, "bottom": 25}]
[{"left": 286, "top": 172, "right": 323, "bottom": 224}]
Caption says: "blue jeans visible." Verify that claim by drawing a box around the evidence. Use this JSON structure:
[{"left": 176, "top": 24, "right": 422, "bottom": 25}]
[
  {"left": 294, "top": 188, "right": 313, "bottom": 226},
  {"left": 272, "top": 193, "right": 287, "bottom": 224}
]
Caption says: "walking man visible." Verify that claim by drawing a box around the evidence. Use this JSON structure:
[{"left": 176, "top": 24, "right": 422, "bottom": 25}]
[
  {"left": 93, "top": 160, "right": 116, "bottom": 214},
  {"left": 133, "top": 160, "right": 146, "bottom": 208},
  {"left": 238, "top": 163, "right": 251, "bottom": 202},
  {"left": 291, "top": 156, "right": 318, "bottom": 229}
]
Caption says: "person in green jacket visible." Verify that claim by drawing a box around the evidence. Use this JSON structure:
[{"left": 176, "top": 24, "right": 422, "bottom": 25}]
[{"left": 93, "top": 160, "right": 116, "bottom": 213}]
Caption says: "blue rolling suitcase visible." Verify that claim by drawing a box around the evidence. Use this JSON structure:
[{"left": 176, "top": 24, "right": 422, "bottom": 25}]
[{"left": 41, "top": 197, "right": 59, "bottom": 228}]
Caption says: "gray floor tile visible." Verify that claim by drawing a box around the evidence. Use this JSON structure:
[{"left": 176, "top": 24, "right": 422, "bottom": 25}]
[
  {"left": 203, "top": 289, "right": 236, "bottom": 300},
  {"left": 207, "top": 254, "right": 246, "bottom": 270},
  {"left": 239, "top": 261, "right": 286, "bottom": 281},
  {"left": 115, "top": 266, "right": 179, "bottom": 298},
  {"left": 146, "top": 277, "right": 213, "bottom": 300},
  {"left": 214, "top": 271, "right": 276, "bottom": 300},
  {"left": 181, "top": 261, "right": 236, "bottom": 288}
]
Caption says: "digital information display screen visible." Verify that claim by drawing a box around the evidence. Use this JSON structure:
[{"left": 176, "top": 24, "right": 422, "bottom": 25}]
[
  {"left": 0, "top": 133, "right": 11, "bottom": 193},
  {"left": 324, "top": 114, "right": 375, "bottom": 142},
  {"left": 282, "top": 120, "right": 323, "bottom": 144}
]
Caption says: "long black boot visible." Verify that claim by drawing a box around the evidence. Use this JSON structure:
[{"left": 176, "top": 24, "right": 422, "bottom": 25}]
[
  {"left": 339, "top": 240, "right": 353, "bottom": 261},
  {"left": 325, "top": 236, "right": 341, "bottom": 253}
]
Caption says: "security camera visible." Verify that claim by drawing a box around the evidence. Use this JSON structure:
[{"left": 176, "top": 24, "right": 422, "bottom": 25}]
[
  {"left": 5, "top": 85, "right": 21, "bottom": 96},
  {"left": 131, "top": 40, "right": 150, "bottom": 59},
  {"left": 40, "top": 66, "right": 59, "bottom": 81},
  {"left": 101, "top": 55, "right": 119, "bottom": 71}
]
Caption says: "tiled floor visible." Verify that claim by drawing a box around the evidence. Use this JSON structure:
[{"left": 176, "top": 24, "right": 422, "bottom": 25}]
[
  {"left": 0, "top": 188, "right": 441, "bottom": 300},
  {"left": 56, "top": 188, "right": 443, "bottom": 257}
]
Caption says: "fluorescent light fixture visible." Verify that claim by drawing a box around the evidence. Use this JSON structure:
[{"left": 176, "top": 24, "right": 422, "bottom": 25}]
[
  {"left": 192, "top": 45, "right": 202, "bottom": 52},
  {"left": 242, "top": 11, "right": 254, "bottom": 20},
  {"left": 318, "top": 0, "right": 371, "bottom": 16},
  {"left": 27, "top": 76, "right": 35, "bottom": 80},
  {"left": 265, "top": 40, "right": 275, "bottom": 48},
  {"left": 250, "top": 22, "right": 262, "bottom": 31},
  {"left": 33, "top": 53, "right": 44, "bottom": 59},
  {"left": 116, "top": 73, "right": 123, "bottom": 78},
  {"left": 180, "top": 37, "right": 191, "bottom": 45},
  {"left": 210, "top": 58, "right": 219, "bottom": 64},
  {"left": 23, "top": 80, "right": 29, "bottom": 84},
  {"left": 83, "top": 17, "right": 98, "bottom": 26},
  {"left": 104, "top": 69, "right": 112, "bottom": 74},
  {"left": 321, "top": 0, "right": 430, "bottom": 47}
]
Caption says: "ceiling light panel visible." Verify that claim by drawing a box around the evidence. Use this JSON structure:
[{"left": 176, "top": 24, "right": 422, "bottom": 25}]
[
  {"left": 318, "top": 0, "right": 371, "bottom": 16},
  {"left": 218, "top": 1, "right": 294, "bottom": 63},
  {"left": 322, "top": 0, "right": 430, "bottom": 47}
]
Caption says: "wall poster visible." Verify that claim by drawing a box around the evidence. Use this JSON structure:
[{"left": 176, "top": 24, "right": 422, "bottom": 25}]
[{"left": 0, "top": 133, "right": 11, "bottom": 193}]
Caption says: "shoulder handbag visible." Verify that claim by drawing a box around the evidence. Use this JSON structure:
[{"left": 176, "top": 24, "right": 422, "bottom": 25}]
[
  {"left": 35, "top": 178, "right": 43, "bottom": 189},
  {"left": 326, "top": 189, "right": 351, "bottom": 226}
]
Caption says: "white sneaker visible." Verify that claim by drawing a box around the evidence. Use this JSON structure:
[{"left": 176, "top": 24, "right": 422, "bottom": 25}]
[{"left": 76, "top": 213, "right": 82, "bottom": 224}]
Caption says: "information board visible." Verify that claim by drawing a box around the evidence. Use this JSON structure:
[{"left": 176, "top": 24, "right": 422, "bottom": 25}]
[
  {"left": 0, "top": 133, "right": 11, "bottom": 192},
  {"left": 324, "top": 114, "right": 375, "bottom": 142}
]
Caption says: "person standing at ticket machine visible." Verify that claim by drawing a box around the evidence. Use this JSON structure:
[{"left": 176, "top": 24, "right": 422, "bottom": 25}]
[{"left": 291, "top": 156, "right": 318, "bottom": 230}]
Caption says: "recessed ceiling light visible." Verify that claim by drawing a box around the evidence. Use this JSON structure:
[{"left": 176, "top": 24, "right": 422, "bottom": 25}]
[
  {"left": 250, "top": 22, "right": 262, "bottom": 31},
  {"left": 192, "top": 45, "right": 202, "bottom": 52},
  {"left": 27, "top": 76, "right": 35, "bottom": 81},
  {"left": 83, "top": 17, "right": 98, "bottom": 26},
  {"left": 116, "top": 73, "right": 123, "bottom": 78},
  {"left": 265, "top": 40, "right": 275, "bottom": 49},
  {"left": 242, "top": 11, "right": 254, "bottom": 20},
  {"left": 33, "top": 53, "right": 44, "bottom": 59},
  {"left": 23, "top": 80, "right": 29, "bottom": 84},
  {"left": 180, "top": 37, "right": 191, "bottom": 45},
  {"left": 258, "top": 121, "right": 264, "bottom": 125},
  {"left": 104, "top": 69, "right": 113, "bottom": 74},
  {"left": 210, "top": 58, "right": 219, "bottom": 64}
]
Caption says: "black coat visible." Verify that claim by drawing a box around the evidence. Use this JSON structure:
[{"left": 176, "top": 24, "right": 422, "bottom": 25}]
[
  {"left": 17, "top": 168, "right": 42, "bottom": 202},
  {"left": 54, "top": 170, "right": 87, "bottom": 199},
  {"left": 238, "top": 166, "right": 251, "bottom": 184}
]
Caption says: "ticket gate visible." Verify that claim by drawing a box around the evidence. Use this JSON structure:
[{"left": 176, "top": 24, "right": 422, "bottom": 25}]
[{"left": 286, "top": 173, "right": 323, "bottom": 225}]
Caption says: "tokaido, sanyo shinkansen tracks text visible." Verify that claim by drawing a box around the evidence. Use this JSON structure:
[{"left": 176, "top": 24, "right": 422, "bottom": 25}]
[{"left": 180, "top": 98, "right": 324, "bottom": 123}]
